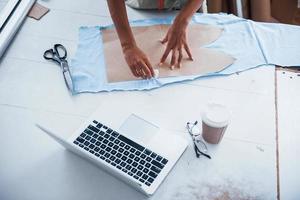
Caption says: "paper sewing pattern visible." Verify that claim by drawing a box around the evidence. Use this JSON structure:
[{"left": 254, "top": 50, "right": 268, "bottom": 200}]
[
  {"left": 70, "top": 13, "right": 300, "bottom": 94},
  {"left": 103, "top": 25, "right": 234, "bottom": 83}
]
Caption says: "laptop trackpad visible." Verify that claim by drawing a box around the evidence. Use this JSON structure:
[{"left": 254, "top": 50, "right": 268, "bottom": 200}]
[{"left": 119, "top": 114, "right": 159, "bottom": 145}]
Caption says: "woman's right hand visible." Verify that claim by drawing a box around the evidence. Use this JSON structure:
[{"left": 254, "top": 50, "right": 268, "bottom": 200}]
[{"left": 123, "top": 45, "right": 154, "bottom": 79}]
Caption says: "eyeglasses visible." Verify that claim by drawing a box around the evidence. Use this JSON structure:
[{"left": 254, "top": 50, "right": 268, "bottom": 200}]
[{"left": 186, "top": 121, "right": 211, "bottom": 159}]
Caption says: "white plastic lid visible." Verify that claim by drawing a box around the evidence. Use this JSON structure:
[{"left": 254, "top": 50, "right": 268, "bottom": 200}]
[{"left": 202, "top": 103, "right": 231, "bottom": 128}]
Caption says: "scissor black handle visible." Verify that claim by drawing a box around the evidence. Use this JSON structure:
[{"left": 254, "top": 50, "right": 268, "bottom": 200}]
[
  {"left": 54, "top": 44, "right": 67, "bottom": 59},
  {"left": 43, "top": 44, "right": 67, "bottom": 61}
]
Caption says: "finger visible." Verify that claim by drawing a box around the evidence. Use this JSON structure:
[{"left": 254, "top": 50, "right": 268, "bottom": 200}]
[
  {"left": 139, "top": 61, "right": 152, "bottom": 79},
  {"left": 160, "top": 46, "right": 171, "bottom": 63},
  {"left": 177, "top": 46, "right": 183, "bottom": 68},
  {"left": 130, "top": 65, "right": 139, "bottom": 77},
  {"left": 160, "top": 35, "right": 168, "bottom": 44},
  {"left": 144, "top": 58, "right": 155, "bottom": 77},
  {"left": 134, "top": 64, "right": 143, "bottom": 78},
  {"left": 184, "top": 42, "right": 193, "bottom": 60},
  {"left": 170, "top": 49, "right": 176, "bottom": 70}
]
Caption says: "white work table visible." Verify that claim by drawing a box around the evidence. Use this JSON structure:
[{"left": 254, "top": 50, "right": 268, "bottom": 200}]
[{"left": 0, "top": 0, "right": 299, "bottom": 199}]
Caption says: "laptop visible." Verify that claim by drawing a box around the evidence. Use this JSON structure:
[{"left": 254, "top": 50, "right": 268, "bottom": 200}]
[{"left": 36, "top": 109, "right": 188, "bottom": 196}]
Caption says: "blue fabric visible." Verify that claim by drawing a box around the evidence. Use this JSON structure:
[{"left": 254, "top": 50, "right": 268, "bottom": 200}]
[{"left": 70, "top": 13, "right": 300, "bottom": 94}]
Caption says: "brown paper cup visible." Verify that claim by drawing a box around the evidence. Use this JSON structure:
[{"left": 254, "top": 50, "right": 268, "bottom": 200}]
[
  {"left": 201, "top": 103, "right": 231, "bottom": 144},
  {"left": 202, "top": 122, "right": 228, "bottom": 144}
]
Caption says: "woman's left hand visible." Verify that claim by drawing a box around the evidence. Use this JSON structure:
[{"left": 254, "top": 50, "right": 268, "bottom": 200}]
[{"left": 160, "top": 19, "right": 193, "bottom": 69}]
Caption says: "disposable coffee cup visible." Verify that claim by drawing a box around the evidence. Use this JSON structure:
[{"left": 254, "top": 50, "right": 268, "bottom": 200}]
[{"left": 202, "top": 103, "right": 231, "bottom": 144}]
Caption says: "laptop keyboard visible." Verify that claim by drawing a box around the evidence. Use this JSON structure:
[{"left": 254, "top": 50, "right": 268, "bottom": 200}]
[{"left": 73, "top": 120, "right": 168, "bottom": 187}]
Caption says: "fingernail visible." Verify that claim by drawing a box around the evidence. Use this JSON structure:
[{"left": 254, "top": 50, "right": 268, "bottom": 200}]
[
  {"left": 171, "top": 65, "right": 175, "bottom": 70},
  {"left": 159, "top": 62, "right": 162, "bottom": 66}
]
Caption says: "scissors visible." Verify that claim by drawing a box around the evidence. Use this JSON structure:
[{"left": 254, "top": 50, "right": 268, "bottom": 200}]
[{"left": 43, "top": 44, "right": 74, "bottom": 93}]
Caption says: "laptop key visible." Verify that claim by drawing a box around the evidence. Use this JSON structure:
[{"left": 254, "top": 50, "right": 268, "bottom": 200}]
[
  {"left": 90, "top": 138, "right": 96, "bottom": 144},
  {"left": 120, "top": 142, "right": 125, "bottom": 147},
  {"left": 84, "top": 141, "right": 90, "bottom": 146},
  {"left": 142, "top": 174, "right": 148, "bottom": 180},
  {"left": 145, "top": 182, "right": 151, "bottom": 186},
  {"left": 148, "top": 177, "right": 154, "bottom": 183},
  {"left": 139, "top": 160, "right": 145, "bottom": 165},
  {"left": 100, "top": 150, "right": 105, "bottom": 155},
  {"left": 112, "top": 131, "right": 119, "bottom": 137},
  {"left": 89, "top": 144, "right": 95, "bottom": 149},
  {"left": 148, "top": 171, "right": 157, "bottom": 178},
  {"left": 161, "top": 158, "right": 168, "bottom": 165},
  {"left": 100, "top": 156, "right": 105, "bottom": 160},
  {"left": 93, "top": 120, "right": 99, "bottom": 124},
  {"left": 134, "top": 157, "right": 140, "bottom": 162},
  {"left": 144, "top": 149, "right": 151, "bottom": 155},
  {"left": 111, "top": 150, "right": 117, "bottom": 155},
  {"left": 99, "top": 131, "right": 105, "bottom": 136},
  {"left": 117, "top": 165, "right": 122, "bottom": 170},
  {"left": 108, "top": 142, "right": 114, "bottom": 147},
  {"left": 96, "top": 123, "right": 103, "bottom": 129},
  {"left": 97, "top": 137, "right": 104, "bottom": 142},
  {"left": 137, "top": 165, "right": 143, "bottom": 170},
  {"left": 89, "top": 150, "right": 94, "bottom": 154},
  {"left": 111, "top": 162, "right": 116, "bottom": 167},
  {"left": 109, "top": 136, "right": 115, "bottom": 141},
  {"left": 76, "top": 137, "right": 84, "bottom": 143},
  {"left": 116, "top": 153, "right": 122, "bottom": 158},
  {"left": 135, "top": 151, "right": 141, "bottom": 156},
  {"left": 80, "top": 133, "right": 86, "bottom": 138},
  {"left": 85, "top": 136, "right": 91, "bottom": 141},
  {"left": 151, "top": 160, "right": 164, "bottom": 169},
  {"left": 126, "top": 159, "right": 133, "bottom": 164},
  {"left": 137, "top": 171, "right": 143, "bottom": 177},
  {"left": 121, "top": 156, "right": 127, "bottom": 161},
  {"left": 124, "top": 151, "right": 129, "bottom": 156},
  {"left": 120, "top": 162, "right": 126, "bottom": 167},
  {"left": 124, "top": 145, "right": 130, "bottom": 150},
  {"left": 88, "top": 125, "right": 100, "bottom": 133},
  {"left": 84, "top": 147, "right": 89, "bottom": 151},
  {"left": 132, "top": 162, "right": 138, "bottom": 167},
  {"left": 115, "top": 159, "right": 121, "bottom": 164},
  {"left": 146, "top": 157, "right": 152, "bottom": 162},
  {"left": 104, "top": 153, "right": 110, "bottom": 158},
  {"left": 95, "top": 141, "right": 101, "bottom": 146},
  {"left": 104, "top": 134, "right": 110, "bottom": 139},
  {"left": 129, "top": 153, "right": 135, "bottom": 159},
  {"left": 114, "top": 139, "right": 120, "bottom": 144},
  {"left": 150, "top": 152, "right": 157, "bottom": 159},
  {"left": 133, "top": 175, "right": 139, "bottom": 180},
  {"left": 131, "top": 168, "right": 137, "bottom": 173},
  {"left": 141, "top": 154, "right": 146, "bottom": 159},
  {"left": 113, "top": 145, "right": 119, "bottom": 150},
  {"left": 107, "top": 129, "right": 113, "bottom": 134},
  {"left": 119, "top": 148, "right": 124, "bottom": 153},
  {"left": 145, "top": 163, "right": 151, "bottom": 168},
  {"left": 100, "top": 144, "right": 106, "bottom": 149},
  {"left": 139, "top": 179, "right": 145, "bottom": 183},
  {"left": 128, "top": 172, "right": 133, "bottom": 176},
  {"left": 95, "top": 153, "right": 100, "bottom": 157},
  {"left": 150, "top": 166, "right": 161, "bottom": 174},
  {"left": 143, "top": 168, "right": 149, "bottom": 174},
  {"left": 79, "top": 144, "right": 84, "bottom": 148},
  {"left": 105, "top": 147, "right": 112, "bottom": 152},
  {"left": 156, "top": 155, "right": 163, "bottom": 162},
  {"left": 125, "top": 165, "right": 132, "bottom": 170},
  {"left": 84, "top": 129, "right": 93, "bottom": 136},
  {"left": 103, "top": 139, "right": 109, "bottom": 144}
]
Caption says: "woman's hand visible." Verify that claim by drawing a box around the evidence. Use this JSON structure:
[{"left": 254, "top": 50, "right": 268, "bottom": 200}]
[
  {"left": 123, "top": 45, "right": 154, "bottom": 79},
  {"left": 160, "top": 19, "right": 193, "bottom": 69}
]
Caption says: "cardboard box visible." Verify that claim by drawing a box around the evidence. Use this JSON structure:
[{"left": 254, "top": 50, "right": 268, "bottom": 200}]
[{"left": 272, "top": 0, "right": 300, "bottom": 25}]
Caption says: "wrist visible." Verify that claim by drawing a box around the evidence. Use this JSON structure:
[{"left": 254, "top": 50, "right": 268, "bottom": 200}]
[
  {"left": 121, "top": 41, "right": 137, "bottom": 52},
  {"left": 174, "top": 15, "right": 189, "bottom": 28}
]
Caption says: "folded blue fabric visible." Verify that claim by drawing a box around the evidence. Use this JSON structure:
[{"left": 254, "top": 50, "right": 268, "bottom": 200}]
[{"left": 70, "top": 13, "right": 300, "bottom": 94}]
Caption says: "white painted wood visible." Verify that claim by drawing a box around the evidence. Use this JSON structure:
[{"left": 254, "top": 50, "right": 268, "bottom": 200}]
[{"left": 277, "top": 70, "right": 300, "bottom": 200}]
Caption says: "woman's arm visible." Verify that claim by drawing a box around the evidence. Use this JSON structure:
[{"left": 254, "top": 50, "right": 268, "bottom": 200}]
[
  {"left": 160, "top": 0, "right": 203, "bottom": 68},
  {"left": 107, "top": 0, "right": 154, "bottom": 78}
]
